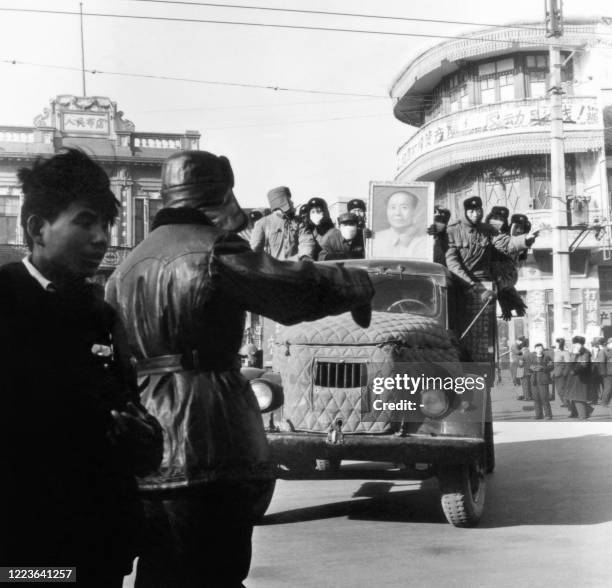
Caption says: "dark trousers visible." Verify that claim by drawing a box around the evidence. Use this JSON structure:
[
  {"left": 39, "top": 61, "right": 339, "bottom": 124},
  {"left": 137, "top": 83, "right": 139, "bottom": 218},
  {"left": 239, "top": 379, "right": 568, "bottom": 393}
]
[
  {"left": 569, "top": 400, "right": 590, "bottom": 419},
  {"left": 521, "top": 376, "right": 532, "bottom": 400},
  {"left": 532, "top": 383, "right": 552, "bottom": 418},
  {"left": 135, "top": 480, "right": 272, "bottom": 588},
  {"left": 602, "top": 376, "right": 612, "bottom": 406}
]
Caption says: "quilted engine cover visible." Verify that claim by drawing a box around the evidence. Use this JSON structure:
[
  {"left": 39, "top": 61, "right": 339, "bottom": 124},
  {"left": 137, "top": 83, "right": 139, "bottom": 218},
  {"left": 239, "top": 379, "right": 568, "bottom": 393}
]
[{"left": 273, "top": 312, "right": 460, "bottom": 433}]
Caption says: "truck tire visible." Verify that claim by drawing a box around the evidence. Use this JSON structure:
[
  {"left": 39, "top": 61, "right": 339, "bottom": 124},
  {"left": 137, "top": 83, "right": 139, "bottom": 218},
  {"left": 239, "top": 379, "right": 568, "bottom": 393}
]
[
  {"left": 438, "top": 462, "right": 486, "bottom": 527},
  {"left": 484, "top": 420, "right": 495, "bottom": 474},
  {"left": 316, "top": 458, "right": 341, "bottom": 472}
]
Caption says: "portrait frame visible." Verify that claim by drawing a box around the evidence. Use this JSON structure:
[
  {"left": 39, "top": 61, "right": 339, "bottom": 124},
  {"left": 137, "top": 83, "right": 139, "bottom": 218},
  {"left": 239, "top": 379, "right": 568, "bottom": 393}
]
[{"left": 367, "top": 181, "right": 435, "bottom": 261}]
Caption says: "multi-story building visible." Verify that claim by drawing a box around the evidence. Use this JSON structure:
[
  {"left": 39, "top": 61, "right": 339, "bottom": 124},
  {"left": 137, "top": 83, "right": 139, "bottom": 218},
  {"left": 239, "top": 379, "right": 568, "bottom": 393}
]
[
  {"left": 390, "top": 18, "right": 612, "bottom": 345},
  {"left": 0, "top": 94, "right": 200, "bottom": 280}
]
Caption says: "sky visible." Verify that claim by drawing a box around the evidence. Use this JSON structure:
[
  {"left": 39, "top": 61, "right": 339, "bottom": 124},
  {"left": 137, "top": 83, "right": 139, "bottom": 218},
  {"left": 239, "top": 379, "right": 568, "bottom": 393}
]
[{"left": 0, "top": 0, "right": 610, "bottom": 207}]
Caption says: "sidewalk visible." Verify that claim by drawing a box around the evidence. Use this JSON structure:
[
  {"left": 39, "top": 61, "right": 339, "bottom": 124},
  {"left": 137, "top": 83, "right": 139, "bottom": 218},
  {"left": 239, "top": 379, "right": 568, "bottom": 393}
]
[{"left": 491, "top": 370, "right": 611, "bottom": 422}]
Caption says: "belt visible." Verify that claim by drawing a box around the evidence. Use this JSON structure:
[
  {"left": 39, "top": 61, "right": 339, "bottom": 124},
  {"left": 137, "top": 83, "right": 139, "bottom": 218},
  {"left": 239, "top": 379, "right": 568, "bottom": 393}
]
[
  {"left": 136, "top": 352, "right": 199, "bottom": 376},
  {"left": 135, "top": 351, "right": 239, "bottom": 376}
]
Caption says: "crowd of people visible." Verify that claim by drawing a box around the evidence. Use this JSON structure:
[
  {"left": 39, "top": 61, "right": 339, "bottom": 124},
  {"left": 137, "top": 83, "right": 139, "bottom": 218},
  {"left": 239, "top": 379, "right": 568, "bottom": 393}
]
[
  {"left": 507, "top": 335, "right": 612, "bottom": 420},
  {"left": 248, "top": 187, "right": 369, "bottom": 261}
]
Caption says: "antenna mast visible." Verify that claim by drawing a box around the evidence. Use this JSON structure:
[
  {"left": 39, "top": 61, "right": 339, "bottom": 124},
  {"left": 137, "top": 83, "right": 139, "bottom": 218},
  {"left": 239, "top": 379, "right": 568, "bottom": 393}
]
[{"left": 80, "top": 2, "right": 86, "bottom": 96}]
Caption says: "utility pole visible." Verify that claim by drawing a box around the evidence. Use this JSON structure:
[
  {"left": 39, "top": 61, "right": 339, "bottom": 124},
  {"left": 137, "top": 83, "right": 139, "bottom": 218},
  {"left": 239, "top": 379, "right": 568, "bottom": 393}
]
[
  {"left": 79, "top": 2, "right": 87, "bottom": 96},
  {"left": 546, "top": 0, "right": 570, "bottom": 342}
]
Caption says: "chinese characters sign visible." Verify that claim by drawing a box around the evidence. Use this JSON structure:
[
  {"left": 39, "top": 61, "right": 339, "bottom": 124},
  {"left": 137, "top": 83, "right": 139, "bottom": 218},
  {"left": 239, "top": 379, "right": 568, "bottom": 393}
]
[
  {"left": 62, "top": 112, "right": 110, "bottom": 135},
  {"left": 397, "top": 97, "right": 601, "bottom": 169}
]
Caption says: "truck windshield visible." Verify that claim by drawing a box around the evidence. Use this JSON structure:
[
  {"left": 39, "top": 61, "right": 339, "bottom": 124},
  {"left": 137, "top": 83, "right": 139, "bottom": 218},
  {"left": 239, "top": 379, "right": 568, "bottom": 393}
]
[{"left": 370, "top": 275, "right": 439, "bottom": 317}]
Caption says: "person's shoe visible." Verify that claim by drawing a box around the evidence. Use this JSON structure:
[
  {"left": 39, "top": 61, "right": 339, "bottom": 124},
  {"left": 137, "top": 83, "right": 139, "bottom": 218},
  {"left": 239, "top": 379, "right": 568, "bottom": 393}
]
[
  {"left": 517, "top": 395, "right": 524, "bottom": 401},
  {"left": 569, "top": 413, "right": 578, "bottom": 418},
  {"left": 545, "top": 415, "right": 553, "bottom": 420},
  {"left": 534, "top": 416, "right": 543, "bottom": 420}
]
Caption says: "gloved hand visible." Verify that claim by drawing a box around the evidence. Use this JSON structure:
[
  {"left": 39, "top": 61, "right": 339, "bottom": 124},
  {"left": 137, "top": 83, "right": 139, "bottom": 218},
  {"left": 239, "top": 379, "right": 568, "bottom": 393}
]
[
  {"left": 525, "top": 230, "right": 540, "bottom": 247},
  {"left": 480, "top": 288, "right": 496, "bottom": 303},
  {"left": 426, "top": 224, "right": 438, "bottom": 236},
  {"left": 351, "top": 303, "right": 372, "bottom": 328},
  {"left": 363, "top": 228, "right": 373, "bottom": 239}
]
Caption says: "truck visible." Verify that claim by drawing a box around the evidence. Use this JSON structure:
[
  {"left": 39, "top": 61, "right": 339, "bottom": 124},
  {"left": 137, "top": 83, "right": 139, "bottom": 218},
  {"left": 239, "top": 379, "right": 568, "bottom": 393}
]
[{"left": 247, "top": 258, "right": 496, "bottom": 527}]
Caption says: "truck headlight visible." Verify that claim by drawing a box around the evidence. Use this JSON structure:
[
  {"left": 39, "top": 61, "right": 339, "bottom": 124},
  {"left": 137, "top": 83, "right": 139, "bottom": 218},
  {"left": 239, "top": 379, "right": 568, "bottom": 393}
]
[
  {"left": 420, "top": 389, "right": 449, "bottom": 418},
  {"left": 251, "top": 378, "right": 284, "bottom": 413}
]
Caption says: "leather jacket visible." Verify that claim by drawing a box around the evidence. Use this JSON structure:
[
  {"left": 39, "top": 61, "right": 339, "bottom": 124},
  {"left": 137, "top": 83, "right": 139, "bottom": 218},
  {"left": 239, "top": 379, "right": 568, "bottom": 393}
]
[{"left": 106, "top": 219, "right": 373, "bottom": 492}]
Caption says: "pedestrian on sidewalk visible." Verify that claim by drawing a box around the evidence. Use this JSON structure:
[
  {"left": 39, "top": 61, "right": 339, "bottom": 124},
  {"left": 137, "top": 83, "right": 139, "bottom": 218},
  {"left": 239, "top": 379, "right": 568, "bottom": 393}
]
[
  {"left": 553, "top": 337, "right": 571, "bottom": 407},
  {"left": 530, "top": 343, "right": 554, "bottom": 419},
  {"left": 600, "top": 337, "right": 612, "bottom": 408},
  {"left": 517, "top": 342, "right": 533, "bottom": 401},
  {"left": 566, "top": 336, "right": 593, "bottom": 420},
  {"left": 590, "top": 336, "right": 605, "bottom": 405}
]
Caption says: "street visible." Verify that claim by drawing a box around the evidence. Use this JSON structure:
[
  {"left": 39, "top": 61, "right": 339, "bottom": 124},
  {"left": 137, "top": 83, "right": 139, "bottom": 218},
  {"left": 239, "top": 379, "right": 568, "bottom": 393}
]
[
  {"left": 247, "top": 378, "right": 612, "bottom": 588},
  {"left": 124, "top": 377, "right": 612, "bottom": 588}
]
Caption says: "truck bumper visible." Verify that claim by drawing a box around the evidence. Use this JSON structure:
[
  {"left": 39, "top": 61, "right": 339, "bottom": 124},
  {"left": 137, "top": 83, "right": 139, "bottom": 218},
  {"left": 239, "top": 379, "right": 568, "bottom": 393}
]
[{"left": 267, "top": 431, "right": 484, "bottom": 471}]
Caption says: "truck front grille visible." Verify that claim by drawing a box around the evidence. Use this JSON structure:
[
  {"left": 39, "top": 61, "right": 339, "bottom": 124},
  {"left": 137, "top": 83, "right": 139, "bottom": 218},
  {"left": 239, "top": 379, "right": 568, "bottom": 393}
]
[{"left": 314, "top": 361, "right": 367, "bottom": 389}]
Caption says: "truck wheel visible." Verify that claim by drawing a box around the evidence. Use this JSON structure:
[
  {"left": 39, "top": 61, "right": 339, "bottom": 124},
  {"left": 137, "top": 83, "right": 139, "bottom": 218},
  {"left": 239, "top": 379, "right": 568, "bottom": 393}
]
[
  {"left": 438, "top": 462, "right": 486, "bottom": 527},
  {"left": 484, "top": 420, "right": 495, "bottom": 474},
  {"left": 249, "top": 479, "right": 276, "bottom": 523},
  {"left": 316, "top": 458, "right": 341, "bottom": 472}
]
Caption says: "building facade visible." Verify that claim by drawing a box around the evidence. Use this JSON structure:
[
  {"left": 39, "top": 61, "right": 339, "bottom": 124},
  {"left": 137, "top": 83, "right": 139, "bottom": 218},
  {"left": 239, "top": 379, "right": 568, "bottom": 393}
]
[
  {"left": 0, "top": 94, "right": 200, "bottom": 278},
  {"left": 391, "top": 18, "right": 612, "bottom": 346}
]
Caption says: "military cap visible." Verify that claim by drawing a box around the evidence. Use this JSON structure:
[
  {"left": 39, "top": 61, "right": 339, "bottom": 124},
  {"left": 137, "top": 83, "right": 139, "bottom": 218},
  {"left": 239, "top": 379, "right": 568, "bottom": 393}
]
[
  {"left": 338, "top": 212, "right": 358, "bottom": 225},
  {"left": 463, "top": 196, "right": 483, "bottom": 210},
  {"left": 572, "top": 336, "right": 585, "bottom": 345},
  {"left": 347, "top": 198, "right": 366, "bottom": 212},
  {"left": 490, "top": 206, "right": 510, "bottom": 219},
  {"left": 433, "top": 207, "right": 451, "bottom": 223},
  {"left": 306, "top": 197, "right": 328, "bottom": 211},
  {"left": 267, "top": 186, "right": 292, "bottom": 212}
]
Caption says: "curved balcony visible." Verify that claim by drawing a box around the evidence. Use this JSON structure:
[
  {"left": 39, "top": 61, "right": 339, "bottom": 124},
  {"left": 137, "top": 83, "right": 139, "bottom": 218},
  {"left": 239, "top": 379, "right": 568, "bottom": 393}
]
[
  {"left": 395, "top": 96, "right": 604, "bottom": 182},
  {"left": 390, "top": 18, "right": 612, "bottom": 126}
]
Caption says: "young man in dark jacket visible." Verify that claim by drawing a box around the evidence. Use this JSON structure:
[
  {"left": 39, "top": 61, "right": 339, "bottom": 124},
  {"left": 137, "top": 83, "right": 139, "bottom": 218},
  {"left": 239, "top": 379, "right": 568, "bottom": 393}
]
[
  {"left": 0, "top": 149, "right": 163, "bottom": 587},
  {"left": 318, "top": 212, "right": 366, "bottom": 260},
  {"left": 106, "top": 150, "right": 374, "bottom": 588},
  {"left": 566, "top": 336, "right": 593, "bottom": 419}
]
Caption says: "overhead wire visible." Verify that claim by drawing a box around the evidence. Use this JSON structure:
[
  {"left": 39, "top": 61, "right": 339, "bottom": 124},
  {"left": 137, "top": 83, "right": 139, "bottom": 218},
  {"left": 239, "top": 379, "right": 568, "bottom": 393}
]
[
  {"left": 0, "top": 57, "right": 388, "bottom": 98},
  {"left": 121, "top": 0, "right": 547, "bottom": 32},
  {"left": 0, "top": 6, "right": 570, "bottom": 49}
]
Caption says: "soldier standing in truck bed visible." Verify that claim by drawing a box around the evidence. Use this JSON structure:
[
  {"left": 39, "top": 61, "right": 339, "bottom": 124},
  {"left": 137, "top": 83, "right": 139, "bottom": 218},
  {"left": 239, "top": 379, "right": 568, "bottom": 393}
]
[{"left": 446, "top": 196, "right": 536, "bottom": 361}]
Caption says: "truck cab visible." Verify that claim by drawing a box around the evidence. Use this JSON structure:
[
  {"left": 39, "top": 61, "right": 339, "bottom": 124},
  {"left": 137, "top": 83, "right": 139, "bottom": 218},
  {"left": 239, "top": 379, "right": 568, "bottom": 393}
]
[{"left": 249, "top": 258, "right": 495, "bottom": 527}]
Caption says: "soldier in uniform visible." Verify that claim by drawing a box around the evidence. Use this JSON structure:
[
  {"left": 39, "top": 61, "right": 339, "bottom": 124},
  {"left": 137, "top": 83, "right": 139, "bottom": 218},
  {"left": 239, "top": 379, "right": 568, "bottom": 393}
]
[
  {"left": 318, "top": 212, "right": 366, "bottom": 260},
  {"left": 427, "top": 207, "right": 451, "bottom": 266},
  {"left": 347, "top": 198, "right": 372, "bottom": 238}
]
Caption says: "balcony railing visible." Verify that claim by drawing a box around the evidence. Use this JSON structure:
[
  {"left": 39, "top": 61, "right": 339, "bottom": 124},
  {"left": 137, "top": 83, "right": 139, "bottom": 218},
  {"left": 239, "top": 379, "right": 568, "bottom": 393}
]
[
  {"left": 396, "top": 96, "right": 602, "bottom": 175},
  {"left": 0, "top": 128, "right": 34, "bottom": 143}
]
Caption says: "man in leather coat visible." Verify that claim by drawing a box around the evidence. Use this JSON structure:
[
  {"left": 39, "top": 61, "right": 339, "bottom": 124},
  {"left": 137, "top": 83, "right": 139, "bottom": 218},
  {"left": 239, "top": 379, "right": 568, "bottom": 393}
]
[{"left": 105, "top": 150, "right": 374, "bottom": 587}]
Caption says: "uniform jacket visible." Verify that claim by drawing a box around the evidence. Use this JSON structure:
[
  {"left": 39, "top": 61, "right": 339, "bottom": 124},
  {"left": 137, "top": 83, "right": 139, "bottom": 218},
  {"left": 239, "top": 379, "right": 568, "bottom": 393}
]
[
  {"left": 318, "top": 227, "right": 365, "bottom": 261},
  {"left": 0, "top": 262, "right": 161, "bottom": 570},
  {"left": 601, "top": 348, "right": 612, "bottom": 377},
  {"left": 553, "top": 348, "right": 571, "bottom": 378},
  {"left": 529, "top": 354, "right": 553, "bottom": 385},
  {"left": 446, "top": 219, "right": 529, "bottom": 286},
  {"left": 433, "top": 230, "right": 449, "bottom": 266},
  {"left": 105, "top": 215, "right": 373, "bottom": 492},
  {"left": 566, "top": 347, "right": 592, "bottom": 402},
  {"left": 250, "top": 211, "right": 315, "bottom": 260}
]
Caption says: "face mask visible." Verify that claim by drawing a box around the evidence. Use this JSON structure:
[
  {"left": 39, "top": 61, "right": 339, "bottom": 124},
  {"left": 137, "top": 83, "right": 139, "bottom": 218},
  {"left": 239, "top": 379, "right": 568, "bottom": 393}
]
[
  {"left": 310, "top": 212, "right": 324, "bottom": 226},
  {"left": 340, "top": 225, "right": 358, "bottom": 240},
  {"left": 535, "top": 348, "right": 543, "bottom": 357},
  {"left": 607, "top": 343, "right": 612, "bottom": 350},
  {"left": 572, "top": 344, "right": 581, "bottom": 354}
]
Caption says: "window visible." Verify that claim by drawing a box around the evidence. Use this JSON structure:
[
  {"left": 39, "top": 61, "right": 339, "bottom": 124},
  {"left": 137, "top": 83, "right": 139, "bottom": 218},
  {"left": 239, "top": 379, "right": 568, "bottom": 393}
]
[
  {"left": 499, "top": 73, "right": 515, "bottom": 101},
  {"left": 528, "top": 71, "right": 547, "bottom": 98},
  {"left": 526, "top": 55, "right": 547, "bottom": 69},
  {"left": 477, "top": 57, "right": 516, "bottom": 104},
  {"left": 0, "top": 195, "right": 20, "bottom": 244},
  {"left": 599, "top": 267, "right": 612, "bottom": 302},
  {"left": 450, "top": 84, "right": 468, "bottom": 112},
  {"left": 134, "top": 195, "right": 163, "bottom": 245},
  {"left": 480, "top": 77, "right": 496, "bottom": 104}
]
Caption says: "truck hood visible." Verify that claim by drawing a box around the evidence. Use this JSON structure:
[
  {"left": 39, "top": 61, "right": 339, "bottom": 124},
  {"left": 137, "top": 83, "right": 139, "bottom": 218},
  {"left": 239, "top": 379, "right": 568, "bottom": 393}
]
[{"left": 278, "top": 311, "right": 454, "bottom": 348}]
